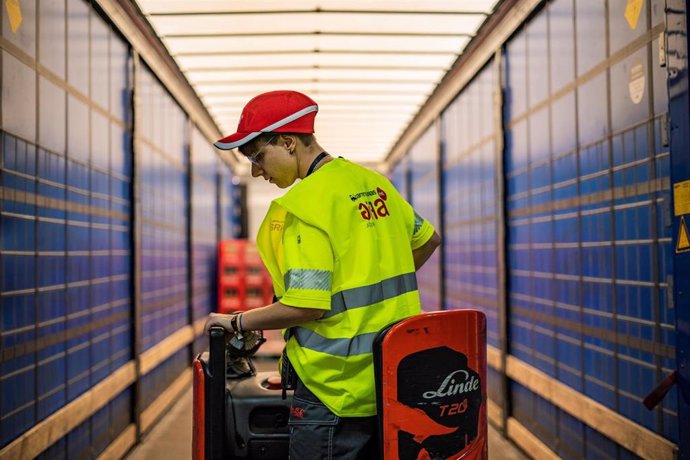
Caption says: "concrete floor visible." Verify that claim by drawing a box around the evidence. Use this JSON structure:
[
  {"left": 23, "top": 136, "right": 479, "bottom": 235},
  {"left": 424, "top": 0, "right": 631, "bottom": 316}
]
[{"left": 125, "top": 359, "right": 528, "bottom": 460}]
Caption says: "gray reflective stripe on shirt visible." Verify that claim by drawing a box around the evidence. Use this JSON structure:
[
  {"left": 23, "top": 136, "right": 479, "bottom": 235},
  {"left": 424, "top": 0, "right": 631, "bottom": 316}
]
[
  {"left": 325, "top": 272, "right": 417, "bottom": 319},
  {"left": 413, "top": 211, "right": 424, "bottom": 234},
  {"left": 291, "top": 327, "right": 380, "bottom": 357},
  {"left": 284, "top": 269, "right": 332, "bottom": 291}
]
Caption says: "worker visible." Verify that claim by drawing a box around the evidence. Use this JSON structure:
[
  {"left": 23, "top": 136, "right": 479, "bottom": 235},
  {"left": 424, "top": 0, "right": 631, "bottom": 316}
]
[{"left": 204, "top": 90, "right": 441, "bottom": 459}]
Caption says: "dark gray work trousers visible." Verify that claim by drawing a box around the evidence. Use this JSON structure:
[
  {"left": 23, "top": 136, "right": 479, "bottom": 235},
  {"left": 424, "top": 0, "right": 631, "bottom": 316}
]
[{"left": 288, "top": 378, "right": 380, "bottom": 460}]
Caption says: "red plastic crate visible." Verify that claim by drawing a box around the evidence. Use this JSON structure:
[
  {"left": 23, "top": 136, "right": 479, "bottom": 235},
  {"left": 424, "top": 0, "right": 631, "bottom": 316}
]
[
  {"left": 219, "top": 264, "right": 244, "bottom": 286},
  {"left": 217, "top": 240, "right": 274, "bottom": 312},
  {"left": 244, "top": 287, "right": 264, "bottom": 309},
  {"left": 262, "top": 271, "right": 274, "bottom": 304},
  {"left": 243, "top": 244, "right": 262, "bottom": 264},
  {"left": 244, "top": 296, "right": 264, "bottom": 310},
  {"left": 219, "top": 296, "right": 243, "bottom": 314},
  {"left": 218, "top": 240, "right": 246, "bottom": 264},
  {"left": 244, "top": 265, "right": 264, "bottom": 287}
]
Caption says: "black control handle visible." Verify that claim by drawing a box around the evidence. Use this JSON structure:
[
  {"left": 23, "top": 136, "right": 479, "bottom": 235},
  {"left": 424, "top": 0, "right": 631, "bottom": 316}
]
[{"left": 207, "top": 327, "right": 227, "bottom": 459}]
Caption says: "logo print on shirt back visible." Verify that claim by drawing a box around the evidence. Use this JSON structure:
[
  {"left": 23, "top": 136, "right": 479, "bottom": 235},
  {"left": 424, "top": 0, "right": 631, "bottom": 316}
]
[{"left": 355, "top": 187, "right": 390, "bottom": 221}]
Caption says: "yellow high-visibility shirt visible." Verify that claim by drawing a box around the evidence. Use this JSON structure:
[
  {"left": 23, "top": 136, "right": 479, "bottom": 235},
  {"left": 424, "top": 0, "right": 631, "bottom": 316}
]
[{"left": 257, "top": 158, "right": 435, "bottom": 416}]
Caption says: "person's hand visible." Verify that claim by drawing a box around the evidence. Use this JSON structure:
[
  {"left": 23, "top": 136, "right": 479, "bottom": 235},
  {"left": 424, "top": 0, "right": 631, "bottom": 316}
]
[{"left": 204, "top": 312, "right": 233, "bottom": 334}]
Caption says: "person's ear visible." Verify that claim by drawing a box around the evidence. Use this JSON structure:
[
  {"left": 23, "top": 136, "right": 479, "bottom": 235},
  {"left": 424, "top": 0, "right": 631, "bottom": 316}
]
[{"left": 282, "top": 135, "right": 296, "bottom": 154}]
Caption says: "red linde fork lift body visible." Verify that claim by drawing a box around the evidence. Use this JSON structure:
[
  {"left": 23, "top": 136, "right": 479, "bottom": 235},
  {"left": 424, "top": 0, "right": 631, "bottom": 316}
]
[
  {"left": 194, "top": 310, "right": 487, "bottom": 460},
  {"left": 374, "top": 310, "right": 488, "bottom": 460},
  {"left": 193, "top": 328, "right": 291, "bottom": 460}
]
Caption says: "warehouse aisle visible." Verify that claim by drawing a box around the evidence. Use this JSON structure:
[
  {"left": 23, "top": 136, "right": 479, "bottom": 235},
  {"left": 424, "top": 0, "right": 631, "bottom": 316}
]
[{"left": 125, "top": 358, "right": 527, "bottom": 460}]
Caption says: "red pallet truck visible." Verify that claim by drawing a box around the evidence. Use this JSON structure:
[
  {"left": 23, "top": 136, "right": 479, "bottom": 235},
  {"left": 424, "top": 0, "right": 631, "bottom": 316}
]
[
  {"left": 194, "top": 309, "right": 487, "bottom": 460},
  {"left": 374, "top": 310, "right": 488, "bottom": 460},
  {"left": 193, "top": 327, "right": 291, "bottom": 460}
]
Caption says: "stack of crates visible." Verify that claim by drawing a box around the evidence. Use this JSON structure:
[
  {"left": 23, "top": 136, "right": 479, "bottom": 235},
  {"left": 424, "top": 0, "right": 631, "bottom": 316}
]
[
  {"left": 217, "top": 240, "right": 274, "bottom": 314},
  {"left": 243, "top": 243, "right": 271, "bottom": 309}
]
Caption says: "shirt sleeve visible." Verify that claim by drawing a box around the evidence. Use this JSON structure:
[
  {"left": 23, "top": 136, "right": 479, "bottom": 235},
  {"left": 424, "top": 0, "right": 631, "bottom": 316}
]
[
  {"left": 279, "top": 214, "right": 334, "bottom": 310},
  {"left": 384, "top": 177, "right": 436, "bottom": 250},
  {"left": 410, "top": 209, "right": 436, "bottom": 250}
]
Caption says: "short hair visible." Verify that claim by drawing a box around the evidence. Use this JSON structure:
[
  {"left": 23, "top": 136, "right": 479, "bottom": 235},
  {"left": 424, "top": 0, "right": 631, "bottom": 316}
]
[{"left": 238, "top": 133, "right": 315, "bottom": 156}]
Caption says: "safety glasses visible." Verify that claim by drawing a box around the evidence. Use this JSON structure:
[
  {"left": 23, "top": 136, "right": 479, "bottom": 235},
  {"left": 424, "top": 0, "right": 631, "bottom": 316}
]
[{"left": 246, "top": 135, "right": 276, "bottom": 166}]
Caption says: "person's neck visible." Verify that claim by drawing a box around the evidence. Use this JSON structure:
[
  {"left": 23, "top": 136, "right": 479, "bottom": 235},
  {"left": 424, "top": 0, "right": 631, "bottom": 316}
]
[{"left": 298, "top": 143, "right": 331, "bottom": 178}]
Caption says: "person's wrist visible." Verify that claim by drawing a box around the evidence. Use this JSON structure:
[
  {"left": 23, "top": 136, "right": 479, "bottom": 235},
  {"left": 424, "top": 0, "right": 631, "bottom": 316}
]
[{"left": 229, "top": 313, "right": 246, "bottom": 334}]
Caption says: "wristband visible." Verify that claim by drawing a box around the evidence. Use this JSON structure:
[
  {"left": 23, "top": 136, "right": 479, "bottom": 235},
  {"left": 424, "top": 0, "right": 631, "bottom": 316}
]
[
  {"left": 230, "top": 314, "right": 240, "bottom": 334},
  {"left": 237, "top": 313, "right": 244, "bottom": 333}
]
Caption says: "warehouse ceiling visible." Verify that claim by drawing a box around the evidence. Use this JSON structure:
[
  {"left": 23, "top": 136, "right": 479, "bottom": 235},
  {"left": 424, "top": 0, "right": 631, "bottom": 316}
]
[{"left": 134, "top": 0, "right": 501, "bottom": 167}]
